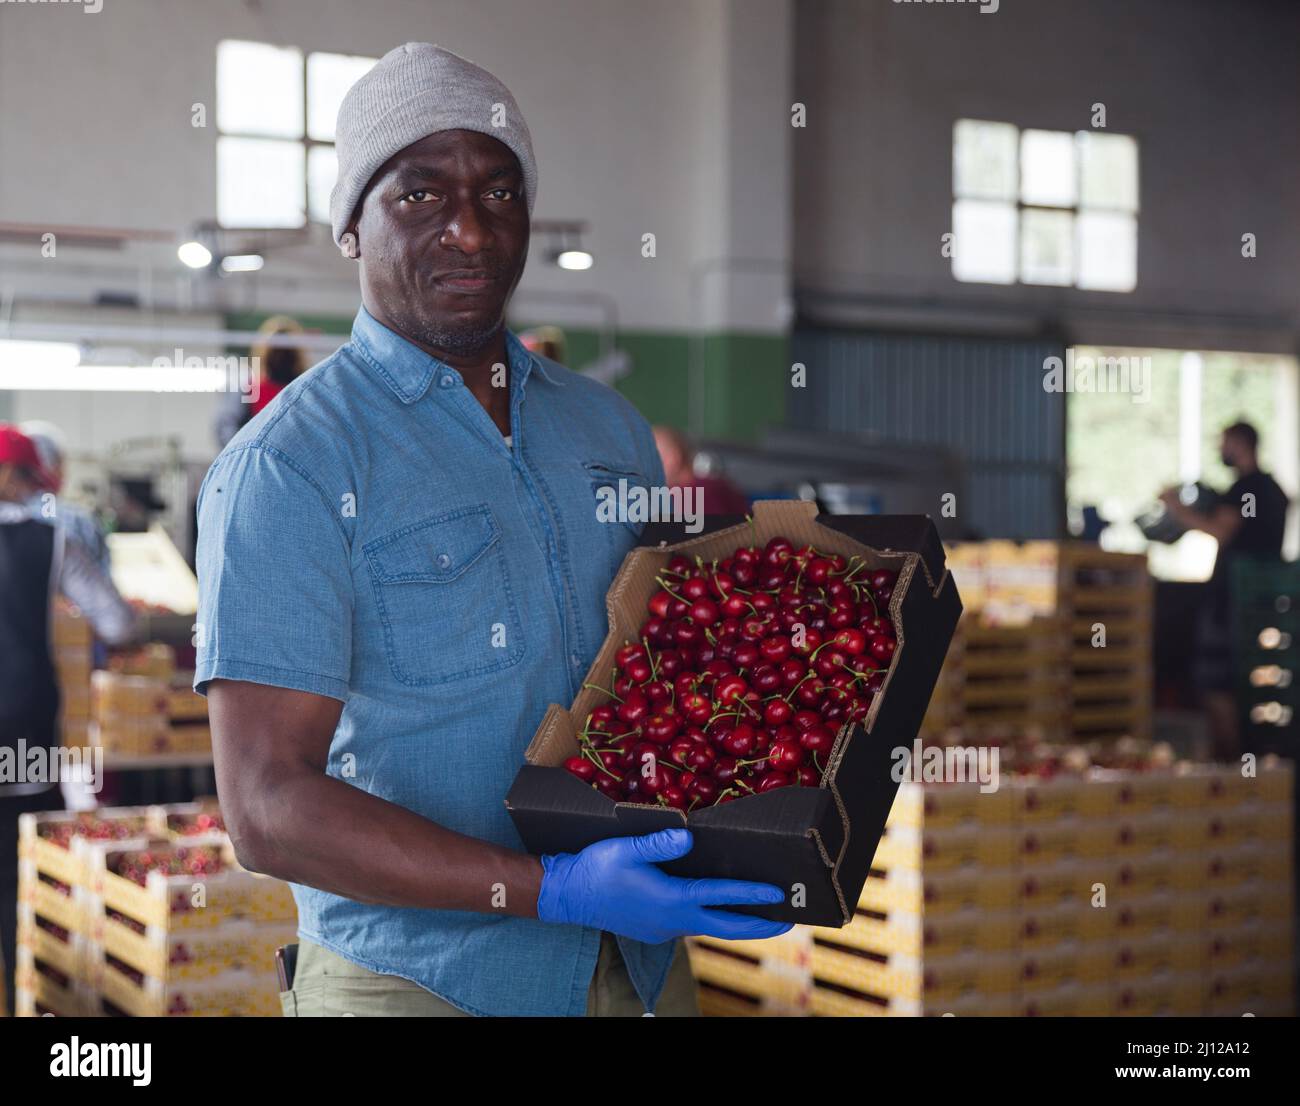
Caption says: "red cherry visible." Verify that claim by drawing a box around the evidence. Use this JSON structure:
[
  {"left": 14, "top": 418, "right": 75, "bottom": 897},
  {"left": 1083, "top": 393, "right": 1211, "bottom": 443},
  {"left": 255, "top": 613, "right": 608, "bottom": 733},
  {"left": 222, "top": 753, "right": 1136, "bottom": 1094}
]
[
  {"left": 769, "top": 738, "right": 806, "bottom": 771},
  {"left": 832, "top": 628, "right": 867, "bottom": 655},
  {"left": 681, "top": 577, "right": 709, "bottom": 601},
  {"left": 564, "top": 756, "right": 596, "bottom": 782},
  {"left": 759, "top": 635, "right": 791, "bottom": 663},
  {"left": 713, "top": 756, "right": 741, "bottom": 784},
  {"left": 732, "top": 641, "right": 761, "bottom": 669},
  {"left": 708, "top": 572, "right": 735, "bottom": 599},
  {"left": 763, "top": 537, "right": 794, "bottom": 568},
  {"left": 691, "top": 600, "right": 722, "bottom": 626},
  {"left": 685, "top": 743, "right": 716, "bottom": 770},
  {"left": 617, "top": 691, "right": 649, "bottom": 725},
  {"left": 721, "top": 594, "right": 749, "bottom": 619},
  {"left": 643, "top": 711, "right": 681, "bottom": 744},
  {"left": 649, "top": 591, "right": 673, "bottom": 618},
  {"left": 764, "top": 698, "right": 794, "bottom": 727},
  {"left": 668, "top": 737, "right": 696, "bottom": 766},
  {"left": 751, "top": 665, "right": 783, "bottom": 695},
  {"left": 869, "top": 636, "right": 896, "bottom": 664},
  {"left": 869, "top": 569, "right": 896, "bottom": 591},
  {"left": 645, "top": 678, "right": 672, "bottom": 703},
  {"left": 796, "top": 764, "right": 820, "bottom": 787},
  {"left": 657, "top": 649, "right": 684, "bottom": 677},
  {"left": 715, "top": 675, "right": 749, "bottom": 705},
  {"left": 779, "top": 659, "right": 806, "bottom": 686},
  {"left": 661, "top": 785, "right": 688, "bottom": 809},
  {"left": 805, "top": 558, "right": 834, "bottom": 585},
  {"left": 757, "top": 771, "right": 794, "bottom": 793},
  {"left": 691, "top": 776, "right": 720, "bottom": 805},
  {"left": 615, "top": 643, "right": 645, "bottom": 670},
  {"left": 671, "top": 621, "right": 701, "bottom": 649},
  {"left": 680, "top": 692, "right": 712, "bottom": 725},
  {"left": 793, "top": 629, "right": 823, "bottom": 656},
  {"left": 722, "top": 724, "right": 758, "bottom": 757},
  {"left": 800, "top": 724, "right": 835, "bottom": 755}
]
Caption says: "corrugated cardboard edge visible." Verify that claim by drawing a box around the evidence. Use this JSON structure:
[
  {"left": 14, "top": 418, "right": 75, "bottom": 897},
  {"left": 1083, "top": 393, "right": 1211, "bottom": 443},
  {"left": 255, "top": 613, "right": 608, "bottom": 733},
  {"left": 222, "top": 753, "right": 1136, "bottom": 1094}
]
[{"left": 523, "top": 499, "right": 936, "bottom": 923}]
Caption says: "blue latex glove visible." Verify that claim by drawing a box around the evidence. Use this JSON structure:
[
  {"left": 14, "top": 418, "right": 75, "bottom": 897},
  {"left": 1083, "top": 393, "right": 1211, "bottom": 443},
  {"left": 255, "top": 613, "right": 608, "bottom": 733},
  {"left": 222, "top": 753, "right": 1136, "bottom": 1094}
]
[{"left": 536, "top": 828, "right": 794, "bottom": 945}]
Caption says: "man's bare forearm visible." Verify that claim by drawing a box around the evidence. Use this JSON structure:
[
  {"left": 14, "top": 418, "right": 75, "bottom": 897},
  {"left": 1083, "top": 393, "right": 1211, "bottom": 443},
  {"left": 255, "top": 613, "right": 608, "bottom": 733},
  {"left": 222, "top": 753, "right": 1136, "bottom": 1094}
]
[{"left": 234, "top": 767, "right": 543, "bottom": 916}]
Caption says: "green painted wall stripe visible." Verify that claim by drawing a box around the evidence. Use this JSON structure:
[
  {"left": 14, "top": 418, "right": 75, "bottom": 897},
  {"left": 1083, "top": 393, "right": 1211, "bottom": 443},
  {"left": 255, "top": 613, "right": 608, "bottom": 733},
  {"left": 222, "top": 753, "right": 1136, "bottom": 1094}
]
[{"left": 225, "top": 313, "right": 788, "bottom": 442}]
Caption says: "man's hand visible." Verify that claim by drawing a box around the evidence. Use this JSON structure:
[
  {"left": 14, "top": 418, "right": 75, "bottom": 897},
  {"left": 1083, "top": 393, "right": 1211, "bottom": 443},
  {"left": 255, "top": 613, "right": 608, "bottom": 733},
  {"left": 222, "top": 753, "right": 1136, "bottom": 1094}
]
[{"left": 536, "top": 828, "right": 794, "bottom": 944}]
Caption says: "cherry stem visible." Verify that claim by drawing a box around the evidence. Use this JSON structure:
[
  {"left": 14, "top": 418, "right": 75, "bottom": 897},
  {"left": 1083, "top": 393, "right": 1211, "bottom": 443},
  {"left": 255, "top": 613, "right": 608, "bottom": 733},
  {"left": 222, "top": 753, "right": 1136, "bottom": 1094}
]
[
  {"left": 581, "top": 746, "right": 621, "bottom": 780},
  {"left": 642, "top": 636, "right": 658, "bottom": 681},
  {"left": 655, "top": 576, "right": 689, "bottom": 605},
  {"left": 583, "top": 681, "right": 622, "bottom": 703},
  {"left": 784, "top": 672, "right": 817, "bottom": 703}
]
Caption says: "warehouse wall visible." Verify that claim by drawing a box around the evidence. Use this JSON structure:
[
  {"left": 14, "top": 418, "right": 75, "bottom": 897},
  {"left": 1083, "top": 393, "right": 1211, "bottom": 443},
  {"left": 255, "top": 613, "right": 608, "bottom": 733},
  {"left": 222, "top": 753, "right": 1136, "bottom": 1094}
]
[
  {"left": 0, "top": 0, "right": 793, "bottom": 445},
  {"left": 788, "top": 329, "right": 1067, "bottom": 540},
  {"left": 0, "top": 0, "right": 791, "bottom": 335},
  {"left": 792, "top": 0, "right": 1300, "bottom": 352}
]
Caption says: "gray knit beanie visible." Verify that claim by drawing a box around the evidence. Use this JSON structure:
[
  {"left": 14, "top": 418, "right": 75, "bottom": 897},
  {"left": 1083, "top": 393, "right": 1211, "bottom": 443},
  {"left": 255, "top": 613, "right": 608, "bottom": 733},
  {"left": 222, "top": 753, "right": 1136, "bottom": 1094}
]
[{"left": 329, "top": 42, "right": 537, "bottom": 245}]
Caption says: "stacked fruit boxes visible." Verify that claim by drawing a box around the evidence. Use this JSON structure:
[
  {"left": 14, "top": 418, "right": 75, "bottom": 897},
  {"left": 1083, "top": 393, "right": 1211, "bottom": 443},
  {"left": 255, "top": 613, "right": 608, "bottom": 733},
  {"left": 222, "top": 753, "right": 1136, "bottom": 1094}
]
[
  {"left": 53, "top": 602, "right": 94, "bottom": 748},
  {"left": 15, "top": 803, "right": 295, "bottom": 1017},
  {"left": 90, "top": 654, "right": 212, "bottom": 760},
  {"left": 688, "top": 928, "right": 813, "bottom": 1015},
  {"left": 797, "top": 763, "right": 1292, "bottom": 1017},
  {"left": 14, "top": 807, "right": 152, "bottom": 1016},
  {"left": 922, "top": 616, "right": 1066, "bottom": 742},
  {"left": 930, "top": 542, "right": 1153, "bottom": 743}
]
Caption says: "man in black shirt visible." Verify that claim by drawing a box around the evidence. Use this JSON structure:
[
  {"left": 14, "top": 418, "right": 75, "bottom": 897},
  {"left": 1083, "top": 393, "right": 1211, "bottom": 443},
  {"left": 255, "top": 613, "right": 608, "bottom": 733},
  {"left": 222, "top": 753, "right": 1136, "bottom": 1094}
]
[{"left": 1160, "top": 421, "right": 1290, "bottom": 758}]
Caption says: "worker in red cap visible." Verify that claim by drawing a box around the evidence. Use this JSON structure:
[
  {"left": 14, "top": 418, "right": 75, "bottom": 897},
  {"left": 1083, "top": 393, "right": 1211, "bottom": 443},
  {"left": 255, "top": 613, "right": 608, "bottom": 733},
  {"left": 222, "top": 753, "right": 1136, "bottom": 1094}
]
[{"left": 0, "top": 424, "right": 137, "bottom": 1011}]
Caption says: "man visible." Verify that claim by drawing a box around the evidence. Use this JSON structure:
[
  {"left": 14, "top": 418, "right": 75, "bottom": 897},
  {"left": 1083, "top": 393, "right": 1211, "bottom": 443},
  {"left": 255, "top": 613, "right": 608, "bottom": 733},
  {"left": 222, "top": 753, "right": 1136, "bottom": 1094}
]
[
  {"left": 1160, "top": 420, "right": 1290, "bottom": 758},
  {"left": 0, "top": 425, "right": 135, "bottom": 1012},
  {"left": 196, "top": 43, "right": 788, "bottom": 1019},
  {"left": 21, "top": 420, "right": 111, "bottom": 572},
  {"left": 653, "top": 424, "right": 751, "bottom": 516}
]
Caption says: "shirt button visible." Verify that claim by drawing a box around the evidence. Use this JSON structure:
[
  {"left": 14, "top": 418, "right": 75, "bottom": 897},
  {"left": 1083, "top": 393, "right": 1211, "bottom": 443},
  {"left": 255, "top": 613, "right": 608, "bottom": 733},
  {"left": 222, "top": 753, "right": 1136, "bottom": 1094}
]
[
  {"left": 436, "top": 553, "right": 452, "bottom": 569},
  {"left": 438, "top": 374, "right": 456, "bottom": 389}
]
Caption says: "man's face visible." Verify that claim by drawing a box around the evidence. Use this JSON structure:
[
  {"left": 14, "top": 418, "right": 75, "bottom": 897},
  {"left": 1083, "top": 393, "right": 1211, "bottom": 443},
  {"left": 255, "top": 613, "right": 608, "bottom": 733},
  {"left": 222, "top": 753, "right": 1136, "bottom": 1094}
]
[
  {"left": 351, "top": 129, "right": 529, "bottom": 359},
  {"left": 1220, "top": 433, "right": 1242, "bottom": 470}
]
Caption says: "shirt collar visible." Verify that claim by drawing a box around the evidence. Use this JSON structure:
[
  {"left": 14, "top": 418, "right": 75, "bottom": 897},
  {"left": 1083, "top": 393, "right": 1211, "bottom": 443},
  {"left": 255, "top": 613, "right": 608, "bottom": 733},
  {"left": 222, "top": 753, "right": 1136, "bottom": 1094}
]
[{"left": 350, "top": 305, "right": 561, "bottom": 405}]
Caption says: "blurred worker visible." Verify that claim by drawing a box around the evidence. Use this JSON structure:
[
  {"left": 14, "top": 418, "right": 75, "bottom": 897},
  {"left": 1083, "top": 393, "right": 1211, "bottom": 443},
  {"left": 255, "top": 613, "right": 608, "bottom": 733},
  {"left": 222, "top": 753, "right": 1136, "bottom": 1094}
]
[
  {"left": 518, "top": 325, "right": 566, "bottom": 365},
  {"left": 214, "top": 315, "right": 308, "bottom": 448},
  {"left": 653, "top": 425, "right": 751, "bottom": 516},
  {"left": 1160, "top": 420, "right": 1290, "bottom": 759},
  {"left": 20, "top": 420, "right": 111, "bottom": 571},
  {"left": 0, "top": 425, "right": 137, "bottom": 1012}
]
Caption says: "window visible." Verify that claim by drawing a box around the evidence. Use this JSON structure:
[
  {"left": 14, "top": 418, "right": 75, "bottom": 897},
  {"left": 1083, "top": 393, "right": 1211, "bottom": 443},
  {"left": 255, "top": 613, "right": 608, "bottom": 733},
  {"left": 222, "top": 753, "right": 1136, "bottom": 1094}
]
[
  {"left": 216, "top": 41, "right": 376, "bottom": 229},
  {"left": 1066, "top": 346, "right": 1299, "bottom": 580},
  {"left": 952, "top": 119, "right": 1139, "bottom": 291}
]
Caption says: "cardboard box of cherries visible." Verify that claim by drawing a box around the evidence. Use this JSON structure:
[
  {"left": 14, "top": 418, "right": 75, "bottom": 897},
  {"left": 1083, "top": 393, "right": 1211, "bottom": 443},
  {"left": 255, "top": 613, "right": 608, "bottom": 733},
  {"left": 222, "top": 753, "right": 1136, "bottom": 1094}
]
[{"left": 506, "top": 500, "right": 962, "bottom": 925}]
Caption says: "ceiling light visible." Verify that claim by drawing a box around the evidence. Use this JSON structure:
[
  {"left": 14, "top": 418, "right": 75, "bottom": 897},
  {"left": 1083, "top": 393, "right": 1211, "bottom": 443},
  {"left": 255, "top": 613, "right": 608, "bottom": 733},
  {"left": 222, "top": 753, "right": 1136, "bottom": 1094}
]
[
  {"left": 178, "top": 241, "right": 213, "bottom": 269},
  {"left": 556, "top": 249, "right": 593, "bottom": 271},
  {"left": 220, "top": 253, "right": 265, "bottom": 273}
]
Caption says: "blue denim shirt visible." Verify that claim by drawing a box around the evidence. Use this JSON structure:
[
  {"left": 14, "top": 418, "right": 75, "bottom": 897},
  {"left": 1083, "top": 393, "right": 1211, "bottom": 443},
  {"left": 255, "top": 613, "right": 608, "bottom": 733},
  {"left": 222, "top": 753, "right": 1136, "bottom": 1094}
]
[{"left": 194, "top": 306, "right": 673, "bottom": 1016}]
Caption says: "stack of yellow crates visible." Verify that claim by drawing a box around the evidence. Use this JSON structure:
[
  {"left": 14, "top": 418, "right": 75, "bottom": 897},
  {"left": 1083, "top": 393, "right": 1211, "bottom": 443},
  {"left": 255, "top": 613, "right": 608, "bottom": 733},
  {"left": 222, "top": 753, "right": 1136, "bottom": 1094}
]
[
  {"left": 798, "top": 762, "right": 1292, "bottom": 1016},
  {"left": 922, "top": 616, "right": 1066, "bottom": 742},
  {"left": 928, "top": 542, "right": 1153, "bottom": 743},
  {"left": 52, "top": 602, "right": 93, "bottom": 747},
  {"left": 90, "top": 645, "right": 212, "bottom": 759},
  {"left": 688, "top": 928, "right": 813, "bottom": 1015},
  {"left": 15, "top": 802, "right": 296, "bottom": 1017},
  {"left": 15, "top": 806, "right": 152, "bottom": 1016}
]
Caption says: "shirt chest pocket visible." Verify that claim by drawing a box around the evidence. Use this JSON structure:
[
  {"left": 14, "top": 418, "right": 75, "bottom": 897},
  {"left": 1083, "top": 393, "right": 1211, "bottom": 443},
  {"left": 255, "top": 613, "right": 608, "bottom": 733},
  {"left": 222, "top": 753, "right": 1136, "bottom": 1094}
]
[{"left": 363, "top": 505, "right": 524, "bottom": 686}]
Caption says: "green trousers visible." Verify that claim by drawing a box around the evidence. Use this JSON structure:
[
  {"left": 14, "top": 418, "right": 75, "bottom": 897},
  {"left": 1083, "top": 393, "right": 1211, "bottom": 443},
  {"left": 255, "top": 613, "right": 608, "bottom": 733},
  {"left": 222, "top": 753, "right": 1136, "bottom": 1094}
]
[{"left": 280, "top": 932, "right": 700, "bottom": 1017}]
